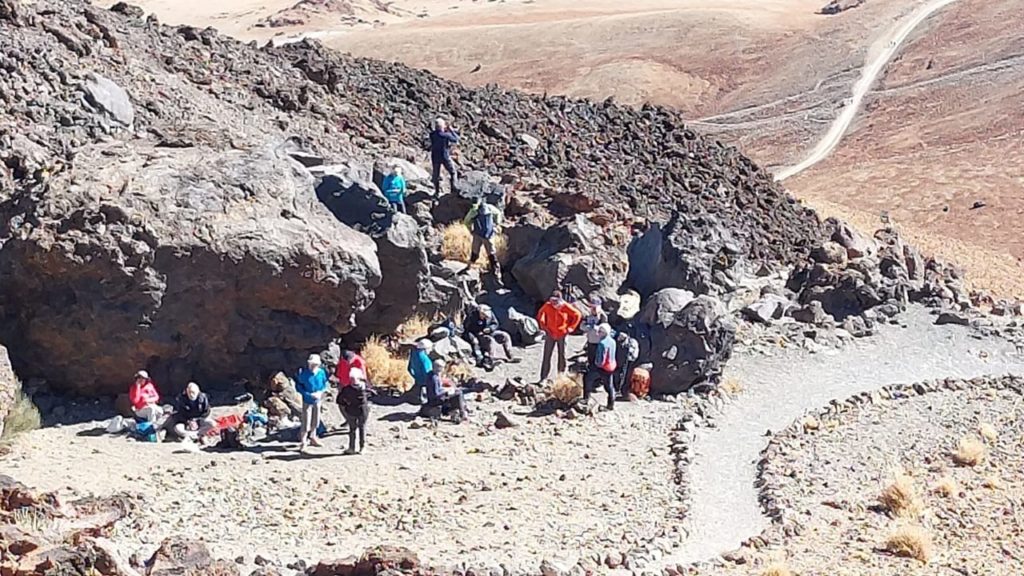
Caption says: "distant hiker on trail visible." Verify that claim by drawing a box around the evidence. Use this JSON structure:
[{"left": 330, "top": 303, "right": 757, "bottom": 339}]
[
  {"left": 423, "top": 360, "right": 468, "bottom": 423},
  {"left": 295, "top": 354, "right": 328, "bottom": 451},
  {"left": 583, "top": 323, "right": 617, "bottom": 410},
  {"left": 536, "top": 290, "right": 583, "bottom": 383},
  {"left": 336, "top": 349, "right": 367, "bottom": 388},
  {"left": 429, "top": 118, "right": 459, "bottom": 196},
  {"left": 463, "top": 304, "right": 520, "bottom": 369},
  {"left": 614, "top": 329, "right": 640, "bottom": 399},
  {"left": 170, "top": 382, "right": 216, "bottom": 442},
  {"left": 129, "top": 370, "right": 163, "bottom": 423},
  {"left": 337, "top": 366, "right": 370, "bottom": 455},
  {"left": 382, "top": 165, "right": 408, "bottom": 214},
  {"left": 463, "top": 198, "right": 503, "bottom": 277},
  {"left": 408, "top": 339, "right": 434, "bottom": 404},
  {"left": 581, "top": 295, "right": 608, "bottom": 365}
]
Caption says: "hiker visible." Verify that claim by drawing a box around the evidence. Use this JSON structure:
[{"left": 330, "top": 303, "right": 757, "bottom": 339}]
[
  {"left": 581, "top": 295, "right": 608, "bottom": 365},
  {"left": 382, "top": 165, "right": 408, "bottom": 214},
  {"left": 463, "top": 198, "right": 502, "bottom": 277},
  {"left": 170, "top": 382, "right": 216, "bottom": 441},
  {"left": 336, "top": 349, "right": 368, "bottom": 388},
  {"left": 429, "top": 118, "right": 459, "bottom": 196},
  {"left": 614, "top": 329, "right": 640, "bottom": 398},
  {"left": 424, "top": 360, "right": 468, "bottom": 423},
  {"left": 463, "top": 304, "right": 519, "bottom": 369},
  {"left": 295, "top": 354, "right": 329, "bottom": 451},
  {"left": 129, "top": 370, "right": 163, "bottom": 423},
  {"left": 408, "top": 339, "right": 434, "bottom": 404},
  {"left": 536, "top": 290, "right": 583, "bottom": 382},
  {"left": 337, "top": 367, "right": 370, "bottom": 455},
  {"left": 583, "top": 323, "right": 618, "bottom": 410}
]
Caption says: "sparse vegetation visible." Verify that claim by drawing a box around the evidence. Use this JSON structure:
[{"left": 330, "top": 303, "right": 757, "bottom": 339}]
[
  {"left": 978, "top": 422, "right": 998, "bottom": 443},
  {"left": 363, "top": 336, "right": 412, "bottom": 391},
  {"left": 397, "top": 314, "right": 435, "bottom": 341},
  {"left": 932, "top": 476, "right": 959, "bottom": 498},
  {"left": 953, "top": 435, "right": 986, "bottom": 467},
  {"left": 982, "top": 474, "right": 1004, "bottom": 490},
  {"left": 879, "top": 472, "right": 923, "bottom": 518},
  {"left": 761, "top": 562, "right": 792, "bottom": 576},
  {"left": 548, "top": 374, "right": 583, "bottom": 405},
  {"left": 440, "top": 223, "right": 507, "bottom": 265},
  {"left": 885, "top": 523, "right": 933, "bottom": 564},
  {"left": 1, "top": 389, "right": 41, "bottom": 440},
  {"left": 720, "top": 377, "right": 744, "bottom": 396}
]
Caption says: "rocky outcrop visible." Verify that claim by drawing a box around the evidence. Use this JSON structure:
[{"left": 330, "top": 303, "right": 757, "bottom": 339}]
[
  {"left": 819, "top": 0, "right": 866, "bottom": 15},
  {"left": 0, "top": 345, "right": 15, "bottom": 438},
  {"left": 0, "top": 145, "right": 380, "bottom": 395}
]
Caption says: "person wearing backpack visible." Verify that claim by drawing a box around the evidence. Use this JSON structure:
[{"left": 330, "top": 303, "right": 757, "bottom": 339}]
[
  {"left": 614, "top": 329, "right": 640, "bottom": 399},
  {"left": 381, "top": 165, "right": 408, "bottom": 214},
  {"left": 462, "top": 198, "right": 503, "bottom": 277},
  {"left": 338, "top": 367, "right": 370, "bottom": 454},
  {"left": 429, "top": 118, "right": 459, "bottom": 196},
  {"left": 583, "top": 323, "right": 617, "bottom": 410}
]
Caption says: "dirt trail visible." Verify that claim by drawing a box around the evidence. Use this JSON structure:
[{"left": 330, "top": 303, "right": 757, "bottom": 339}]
[{"left": 665, "top": 306, "right": 1023, "bottom": 564}]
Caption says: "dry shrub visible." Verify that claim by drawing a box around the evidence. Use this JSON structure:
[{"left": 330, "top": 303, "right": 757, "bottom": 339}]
[
  {"left": 398, "top": 314, "right": 434, "bottom": 341},
  {"left": 440, "top": 223, "right": 508, "bottom": 265},
  {"left": 761, "top": 562, "right": 792, "bottom": 576},
  {"left": 549, "top": 373, "right": 582, "bottom": 405},
  {"left": 879, "top": 472, "right": 923, "bottom": 518},
  {"left": 983, "top": 474, "right": 1004, "bottom": 490},
  {"left": 1, "top": 389, "right": 41, "bottom": 440},
  {"left": 932, "top": 476, "right": 959, "bottom": 498},
  {"left": 952, "top": 436, "right": 986, "bottom": 467},
  {"left": 885, "top": 523, "right": 933, "bottom": 563},
  {"left": 720, "top": 377, "right": 743, "bottom": 395},
  {"left": 978, "top": 422, "right": 998, "bottom": 443},
  {"left": 363, "top": 336, "right": 412, "bottom": 391}
]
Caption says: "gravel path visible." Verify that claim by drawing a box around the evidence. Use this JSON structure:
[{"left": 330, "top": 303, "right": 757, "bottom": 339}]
[{"left": 667, "top": 306, "right": 1023, "bottom": 564}]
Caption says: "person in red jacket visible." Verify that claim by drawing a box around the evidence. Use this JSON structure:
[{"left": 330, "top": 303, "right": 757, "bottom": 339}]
[
  {"left": 335, "top": 350, "right": 367, "bottom": 388},
  {"left": 129, "top": 370, "right": 163, "bottom": 423},
  {"left": 536, "top": 290, "right": 583, "bottom": 382}
]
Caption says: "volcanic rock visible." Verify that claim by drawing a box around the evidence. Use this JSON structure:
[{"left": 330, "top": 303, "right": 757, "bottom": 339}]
[
  {"left": 0, "top": 345, "right": 15, "bottom": 438},
  {"left": 742, "top": 294, "right": 790, "bottom": 324}
]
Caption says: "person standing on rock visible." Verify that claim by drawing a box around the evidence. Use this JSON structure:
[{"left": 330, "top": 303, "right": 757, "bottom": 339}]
[
  {"left": 169, "top": 382, "right": 217, "bottom": 442},
  {"left": 429, "top": 118, "right": 459, "bottom": 196},
  {"left": 408, "top": 339, "right": 434, "bottom": 405},
  {"left": 382, "top": 165, "right": 408, "bottom": 214},
  {"left": 295, "top": 354, "right": 328, "bottom": 451},
  {"left": 337, "top": 367, "right": 370, "bottom": 455},
  {"left": 536, "top": 290, "right": 583, "bottom": 383},
  {"left": 580, "top": 295, "right": 608, "bottom": 365},
  {"left": 463, "top": 198, "right": 503, "bottom": 278},
  {"left": 128, "top": 370, "right": 164, "bottom": 424},
  {"left": 583, "top": 323, "right": 617, "bottom": 410}
]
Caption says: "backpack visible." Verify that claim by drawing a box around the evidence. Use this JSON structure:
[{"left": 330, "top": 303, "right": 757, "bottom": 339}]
[
  {"left": 599, "top": 345, "right": 617, "bottom": 374},
  {"left": 471, "top": 206, "right": 496, "bottom": 239},
  {"left": 630, "top": 368, "right": 651, "bottom": 398},
  {"left": 507, "top": 307, "right": 542, "bottom": 345}
]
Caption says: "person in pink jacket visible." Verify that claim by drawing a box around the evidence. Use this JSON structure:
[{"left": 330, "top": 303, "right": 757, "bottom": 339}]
[{"left": 129, "top": 370, "right": 163, "bottom": 423}]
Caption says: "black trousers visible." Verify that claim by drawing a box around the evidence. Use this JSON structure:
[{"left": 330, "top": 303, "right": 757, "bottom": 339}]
[
  {"left": 431, "top": 156, "right": 457, "bottom": 194},
  {"left": 584, "top": 368, "right": 616, "bottom": 409},
  {"left": 343, "top": 408, "right": 369, "bottom": 452}
]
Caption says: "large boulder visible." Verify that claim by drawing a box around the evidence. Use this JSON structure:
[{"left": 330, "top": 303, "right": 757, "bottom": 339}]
[
  {"left": 639, "top": 292, "right": 735, "bottom": 394},
  {"left": 313, "top": 162, "right": 393, "bottom": 236},
  {"left": 0, "top": 344, "right": 16, "bottom": 438},
  {"left": 0, "top": 145, "right": 380, "bottom": 396}
]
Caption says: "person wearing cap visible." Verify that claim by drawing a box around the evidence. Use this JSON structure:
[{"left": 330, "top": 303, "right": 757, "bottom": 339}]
[
  {"left": 295, "top": 353, "right": 329, "bottom": 451},
  {"left": 128, "top": 370, "right": 163, "bottom": 423},
  {"left": 536, "top": 289, "right": 583, "bottom": 382},
  {"left": 382, "top": 164, "right": 408, "bottom": 214},
  {"left": 581, "top": 295, "right": 609, "bottom": 366},
  {"left": 337, "top": 367, "right": 370, "bottom": 454},
  {"left": 463, "top": 304, "right": 519, "bottom": 369},
  {"left": 170, "top": 382, "right": 216, "bottom": 442},
  {"left": 424, "top": 360, "right": 468, "bottom": 423},
  {"left": 407, "top": 340, "right": 434, "bottom": 404},
  {"left": 462, "top": 198, "right": 503, "bottom": 278},
  {"left": 336, "top": 349, "right": 368, "bottom": 388},
  {"left": 583, "top": 323, "right": 618, "bottom": 410},
  {"left": 429, "top": 118, "right": 459, "bottom": 196}
]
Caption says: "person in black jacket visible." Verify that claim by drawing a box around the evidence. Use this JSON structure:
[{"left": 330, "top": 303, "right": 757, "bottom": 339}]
[
  {"left": 463, "top": 304, "right": 519, "bottom": 369},
  {"left": 170, "top": 382, "right": 216, "bottom": 441},
  {"left": 337, "top": 367, "right": 370, "bottom": 454},
  {"left": 429, "top": 118, "right": 459, "bottom": 196}
]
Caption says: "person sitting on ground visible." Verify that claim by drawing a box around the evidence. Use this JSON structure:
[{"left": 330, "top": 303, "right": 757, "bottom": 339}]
[
  {"left": 129, "top": 370, "right": 163, "bottom": 423},
  {"left": 336, "top": 349, "right": 367, "bottom": 388},
  {"left": 614, "top": 329, "right": 640, "bottom": 399},
  {"left": 580, "top": 295, "right": 608, "bottom": 365},
  {"left": 295, "top": 354, "right": 329, "bottom": 451},
  {"left": 463, "top": 304, "right": 520, "bottom": 369},
  {"left": 170, "top": 382, "right": 217, "bottom": 442},
  {"left": 536, "top": 290, "right": 583, "bottom": 383},
  {"left": 583, "top": 324, "right": 618, "bottom": 410},
  {"left": 423, "top": 360, "right": 468, "bottom": 423},
  {"left": 382, "top": 165, "right": 408, "bottom": 214},
  {"left": 429, "top": 118, "right": 459, "bottom": 196},
  {"left": 462, "top": 198, "right": 503, "bottom": 278},
  {"left": 337, "top": 367, "right": 370, "bottom": 455},
  {"left": 407, "top": 339, "right": 434, "bottom": 404}
]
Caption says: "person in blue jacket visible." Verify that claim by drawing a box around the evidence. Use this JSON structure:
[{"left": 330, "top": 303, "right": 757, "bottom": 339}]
[
  {"left": 382, "top": 165, "right": 408, "bottom": 214},
  {"left": 295, "top": 353, "right": 328, "bottom": 451},
  {"left": 407, "top": 339, "right": 434, "bottom": 404},
  {"left": 429, "top": 118, "right": 459, "bottom": 196}
]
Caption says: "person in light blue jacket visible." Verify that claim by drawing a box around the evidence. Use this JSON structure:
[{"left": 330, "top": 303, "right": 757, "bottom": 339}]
[
  {"left": 407, "top": 339, "right": 434, "bottom": 404},
  {"left": 295, "top": 353, "right": 328, "bottom": 451},
  {"left": 382, "top": 165, "right": 408, "bottom": 214}
]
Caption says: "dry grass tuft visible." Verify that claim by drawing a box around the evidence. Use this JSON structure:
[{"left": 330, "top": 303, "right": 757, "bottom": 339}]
[
  {"left": 982, "top": 474, "right": 1004, "bottom": 490},
  {"left": 879, "top": 473, "right": 923, "bottom": 518},
  {"left": 885, "top": 523, "right": 933, "bottom": 564},
  {"left": 952, "top": 435, "right": 986, "bottom": 467},
  {"left": 720, "top": 377, "right": 744, "bottom": 396},
  {"left": 548, "top": 373, "right": 583, "bottom": 405},
  {"left": 761, "top": 562, "right": 792, "bottom": 576},
  {"left": 398, "top": 314, "right": 435, "bottom": 341},
  {"left": 440, "top": 223, "right": 507, "bottom": 265},
  {"left": 363, "top": 336, "right": 412, "bottom": 391},
  {"left": 1, "top": 389, "right": 41, "bottom": 440},
  {"left": 978, "top": 422, "right": 998, "bottom": 444},
  {"left": 932, "top": 476, "right": 959, "bottom": 498}
]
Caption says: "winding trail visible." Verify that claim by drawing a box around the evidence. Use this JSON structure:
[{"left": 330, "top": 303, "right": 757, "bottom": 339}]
[
  {"left": 774, "top": 0, "right": 960, "bottom": 181},
  {"left": 665, "top": 307, "right": 1022, "bottom": 564}
]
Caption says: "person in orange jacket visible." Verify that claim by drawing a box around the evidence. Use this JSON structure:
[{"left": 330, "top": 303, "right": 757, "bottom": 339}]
[{"left": 536, "top": 289, "right": 583, "bottom": 382}]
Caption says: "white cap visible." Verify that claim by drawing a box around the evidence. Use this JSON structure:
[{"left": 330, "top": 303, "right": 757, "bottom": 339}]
[
  {"left": 307, "top": 354, "right": 322, "bottom": 366},
  {"left": 186, "top": 382, "right": 200, "bottom": 394},
  {"left": 417, "top": 339, "right": 433, "bottom": 351},
  {"left": 597, "top": 323, "right": 612, "bottom": 336},
  {"left": 135, "top": 370, "right": 149, "bottom": 379},
  {"left": 478, "top": 304, "right": 492, "bottom": 314}
]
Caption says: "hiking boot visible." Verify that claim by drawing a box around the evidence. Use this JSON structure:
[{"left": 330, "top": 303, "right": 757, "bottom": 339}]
[
  {"left": 507, "top": 356, "right": 522, "bottom": 364},
  {"left": 344, "top": 447, "right": 358, "bottom": 456}
]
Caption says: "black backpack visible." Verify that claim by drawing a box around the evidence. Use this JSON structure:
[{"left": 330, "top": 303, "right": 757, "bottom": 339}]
[{"left": 472, "top": 206, "right": 496, "bottom": 239}]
